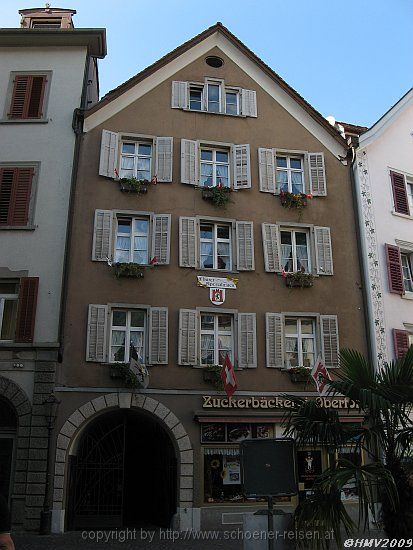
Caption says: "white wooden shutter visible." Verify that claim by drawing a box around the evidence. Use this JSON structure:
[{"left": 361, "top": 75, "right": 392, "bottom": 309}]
[
  {"left": 265, "top": 313, "right": 284, "bottom": 368},
  {"left": 308, "top": 153, "right": 327, "bottom": 196},
  {"left": 258, "top": 148, "right": 276, "bottom": 193},
  {"left": 238, "top": 313, "right": 257, "bottom": 368},
  {"left": 241, "top": 89, "right": 257, "bottom": 117},
  {"left": 179, "top": 216, "right": 197, "bottom": 267},
  {"left": 320, "top": 315, "right": 339, "bottom": 368},
  {"left": 171, "top": 81, "right": 188, "bottom": 109},
  {"left": 232, "top": 144, "right": 251, "bottom": 189},
  {"left": 92, "top": 209, "right": 113, "bottom": 262},
  {"left": 149, "top": 307, "right": 168, "bottom": 365},
  {"left": 178, "top": 309, "right": 198, "bottom": 365},
  {"left": 314, "top": 226, "right": 333, "bottom": 275},
  {"left": 155, "top": 137, "right": 173, "bottom": 182},
  {"left": 99, "top": 130, "right": 119, "bottom": 178},
  {"left": 86, "top": 304, "right": 108, "bottom": 362},
  {"left": 262, "top": 223, "right": 282, "bottom": 272},
  {"left": 152, "top": 214, "right": 171, "bottom": 265},
  {"left": 236, "top": 221, "right": 255, "bottom": 271},
  {"left": 181, "top": 139, "right": 198, "bottom": 185}
]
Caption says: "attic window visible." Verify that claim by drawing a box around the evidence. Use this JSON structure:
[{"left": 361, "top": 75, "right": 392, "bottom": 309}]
[
  {"left": 205, "top": 56, "right": 224, "bottom": 68},
  {"left": 31, "top": 19, "right": 62, "bottom": 28}
]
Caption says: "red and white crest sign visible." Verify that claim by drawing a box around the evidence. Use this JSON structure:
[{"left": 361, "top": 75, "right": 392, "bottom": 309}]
[{"left": 210, "top": 288, "right": 225, "bottom": 305}]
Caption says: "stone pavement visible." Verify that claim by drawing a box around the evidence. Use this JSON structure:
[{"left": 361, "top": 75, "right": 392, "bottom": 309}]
[{"left": 13, "top": 530, "right": 244, "bottom": 550}]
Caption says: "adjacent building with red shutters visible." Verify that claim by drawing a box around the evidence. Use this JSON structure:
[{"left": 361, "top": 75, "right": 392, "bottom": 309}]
[
  {"left": 352, "top": 88, "right": 413, "bottom": 365},
  {"left": 0, "top": 6, "right": 106, "bottom": 531}
]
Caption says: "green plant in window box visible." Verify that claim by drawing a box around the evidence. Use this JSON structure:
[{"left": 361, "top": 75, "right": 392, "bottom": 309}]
[
  {"left": 285, "top": 270, "right": 314, "bottom": 288},
  {"left": 203, "top": 364, "right": 224, "bottom": 390},
  {"left": 280, "top": 191, "right": 312, "bottom": 210},
  {"left": 288, "top": 366, "right": 313, "bottom": 383},
  {"left": 201, "top": 184, "right": 232, "bottom": 207},
  {"left": 113, "top": 262, "right": 145, "bottom": 279},
  {"left": 109, "top": 363, "right": 140, "bottom": 389},
  {"left": 119, "top": 177, "right": 149, "bottom": 194}
]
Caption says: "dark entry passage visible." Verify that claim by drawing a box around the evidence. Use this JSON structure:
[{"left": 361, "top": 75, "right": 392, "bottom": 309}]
[{"left": 68, "top": 409, "right": 177, "bottom": 530}]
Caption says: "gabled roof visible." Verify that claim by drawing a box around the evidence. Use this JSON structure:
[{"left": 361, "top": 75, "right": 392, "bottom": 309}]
[
  {"left": 358, "top": 87, "right": 413, "bottom": 148},
  {"left": 84, "top": 22, "right": 346, "bottom": 150}
]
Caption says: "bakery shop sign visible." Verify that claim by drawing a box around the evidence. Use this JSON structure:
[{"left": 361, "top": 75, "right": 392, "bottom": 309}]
[{"left": 202, "top": 395, "right": 359, "bottom": 410}]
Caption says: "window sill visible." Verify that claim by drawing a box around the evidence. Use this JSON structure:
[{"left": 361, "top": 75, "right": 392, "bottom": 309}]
[
  {"left": 391, "top": 210, "right": 413, "bottom": 220},
  {"left": 402, "top": 291, "right": 413, "bottom": 300},
  {"left": 0, "top": 118, "right": 49, "bottom": 124},
  {"left": 182, "top": 108, "right": 246, "bottom": 118},
  {"left": 0, "top": 225, "right": 35, "bottom": 231}
]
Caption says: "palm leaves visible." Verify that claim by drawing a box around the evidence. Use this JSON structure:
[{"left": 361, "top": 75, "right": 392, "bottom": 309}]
[{"left": 282, "top": 347, "right": 413, "bottom": 543}]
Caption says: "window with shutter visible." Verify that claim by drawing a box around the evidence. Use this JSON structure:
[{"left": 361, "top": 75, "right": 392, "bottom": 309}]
[
  {"left": 390, "top": 171, "right": 410, "bottom": 215},
  {"left": 262, "top": 224, "right": 282, "bottom": 272},
  {"left": 200, "top": 313, "right": 234, "bottom": 366},
  {"left": 308, "top": 153, "right": 327, "bottom": 196},
  {"left": 241, "top": 89, "right": 257, "bottom": 117},
  {"left": 0, "top": 167, "right": 34, "bottom": 227},
  {"left": 178, "top": 309, "right": 198, "bottom": 365},
  {"left": 8, "top": 75, "right": 47, "bottom": 119},
  {"left": 151, "top": 214, "right": 171, "bottom": 265},
  {"left": 393, "top": 329, "right": 410, "bottom": 359},
  {"left": 171, "top": 81, "right": 188, "bottom": 109},
  {"left": 0, "top": 281, "right": 19, "bottom": 341},
  {"left": 149, "top": 307, "right": 168, "bottom": 364},
  {"left": 386, "top": 244, "right": 404, "bottom": 294},
  {"left": 155, "top": 137, "right": 173, "bottom": 182},
  {"left": 232, "top": 144, "right": 251, "bottom": 189},
  {"left": 238, "top": 313, "right": 257, "bottom": 368},
  {"left": 258, "top": 148, "right": 276, "bottom": 194},
  {"left": 87, "top": 305, "right": 108, "bottom": 362},
  {"left": 15, "top": 277, "right": 39, "bottom": 343},
  {"left": 179, "top": 217, "right": 197, "bottom": 268},
  {"left": 265, "top": 313, "right": 284, "bottom": 368},
  {"left": 320, "top": 315, "right": 339, "bottom": 368},
  {"left": 92, "top": 210, "right": 113, "bottom": 262},
  {"left": 314, "top": 226, "right": 333, "bottom": 275},
  {"left": 236, "top": 221, "right": 255, "bottom": 271},
  {"left": 181, "top": 139, "right": 198, "bottom": 185}
]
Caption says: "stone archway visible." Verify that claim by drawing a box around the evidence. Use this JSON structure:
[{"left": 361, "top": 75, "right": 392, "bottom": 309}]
[
  {"left": 51, "top": 393, "right": 194, "bottom": 533},
  {"left": 0, "top": 375, "right": 32, "bottom": 529}
]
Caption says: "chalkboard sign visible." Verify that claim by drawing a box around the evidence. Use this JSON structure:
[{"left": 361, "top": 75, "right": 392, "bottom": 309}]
[{"left": 240, "top": 438, "right": 297, "bottom": 497}]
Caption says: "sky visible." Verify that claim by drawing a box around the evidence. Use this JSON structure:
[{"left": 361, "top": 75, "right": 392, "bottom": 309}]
[{"left": 2, "top": 0, "right": 412, "bottom": 127}]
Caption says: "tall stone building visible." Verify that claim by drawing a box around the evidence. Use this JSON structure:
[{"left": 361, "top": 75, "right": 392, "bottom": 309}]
[
  {"left": 51, "top": 23, "right": 367, "bottom": 532},
  {"left": 0, "top": 6, "right": 106, "bottom": 531}
]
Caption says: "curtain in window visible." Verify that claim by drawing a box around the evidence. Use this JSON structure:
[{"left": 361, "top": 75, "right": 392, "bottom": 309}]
[
  {"left": 281, "top": 244, "right": 293, "bottom": 270},
  {"left": 296, "top": 244, "right": 309, "bottom": 271}
]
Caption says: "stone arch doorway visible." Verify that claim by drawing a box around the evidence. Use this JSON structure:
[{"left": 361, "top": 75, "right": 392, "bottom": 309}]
[
  {"left": 52, "top": 393, "right": 194, "bottom": 533},
  {"left": 0, "top": 396, "right": 18, "bottom": 503},
  {"left": 67, "top": 407, "right": 177, "bottom": 529}
]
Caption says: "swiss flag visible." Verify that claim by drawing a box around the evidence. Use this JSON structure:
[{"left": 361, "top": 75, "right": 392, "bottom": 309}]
[
  {"left": 221, "top": 354, "right": 237, "bottom": 398},
  {"left": 311, "top": 359, "right": 331, "bottom": 395}
]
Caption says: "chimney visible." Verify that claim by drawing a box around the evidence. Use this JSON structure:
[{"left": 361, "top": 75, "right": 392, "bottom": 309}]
[{"left": 19, "top": 5, "right": 76, "bottom": 29}]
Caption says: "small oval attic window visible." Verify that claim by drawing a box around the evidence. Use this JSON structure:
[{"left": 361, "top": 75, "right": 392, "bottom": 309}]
[{"left": 205, "top": 56, "right": 224, "bottom": 68}]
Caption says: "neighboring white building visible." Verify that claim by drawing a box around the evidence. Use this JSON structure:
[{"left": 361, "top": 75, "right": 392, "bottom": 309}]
[
  {"left": 353, "top": 88, "right": 413, "bottom": 366},
  {"left": 0, "top": 7, "right": 105, "bottom": 531}
]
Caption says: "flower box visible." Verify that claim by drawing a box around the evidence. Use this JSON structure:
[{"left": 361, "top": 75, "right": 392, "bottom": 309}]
[
  {"left": 285, "top": 272, "right": 314, "bottom": 288},
  {"left": 109, "top": 363, "right": 139, "bottom": 389},
  {"left": 280, "top": 192, "right": 312, "bottom": 210},
  {"left": 288, "top": 367, "right": 313, "bottom": 383},
  {"left": 203, "top": 365, "right": 224, "bottom": 390},
  {"left": 119, "top": 177, "right": 149, "bottom": 194},
  {"left": 202, "top": 185, "right": 231, "bottom": 207},
  {"left": 113, "top": 262, "right": 144, "bottom": 279}
]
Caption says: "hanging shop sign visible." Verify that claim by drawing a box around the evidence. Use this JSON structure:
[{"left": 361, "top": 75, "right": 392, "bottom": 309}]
[
  {"left": 197, "top": 276, "right": 238, "bottom": 306},
  {"left": 202, "top": 395, "right": 359, "bottom": 410}
]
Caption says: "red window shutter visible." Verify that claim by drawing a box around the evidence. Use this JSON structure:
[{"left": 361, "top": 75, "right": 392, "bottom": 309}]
[
  {"left": 9, "top": 75, "right": 46, "bottom": 119},
  {"left": 390, "top": 171, "right": 410, "bottom": 216},
  {"left": 393, "top": 329, "right": 410, "bottom": 359},
  {"left": 386, "top": 244, "right": 404, "bottom": 294},
  {"left": 15, "top": 277, "right": 39, "bottom": 343},
  {"left": 0, "top": 167, "right": 33, "bottom": 226}
]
